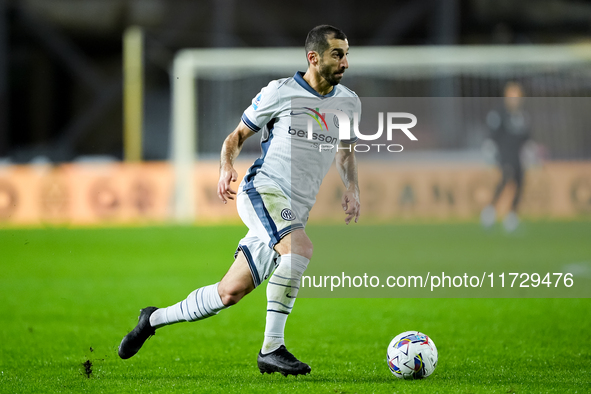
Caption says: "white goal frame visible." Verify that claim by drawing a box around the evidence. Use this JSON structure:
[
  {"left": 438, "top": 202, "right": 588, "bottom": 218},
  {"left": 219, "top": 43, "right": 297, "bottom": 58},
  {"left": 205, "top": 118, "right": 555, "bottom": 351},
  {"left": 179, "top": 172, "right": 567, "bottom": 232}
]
[{"left": 171, "top": 44, "right": 591, "bottom": 221}]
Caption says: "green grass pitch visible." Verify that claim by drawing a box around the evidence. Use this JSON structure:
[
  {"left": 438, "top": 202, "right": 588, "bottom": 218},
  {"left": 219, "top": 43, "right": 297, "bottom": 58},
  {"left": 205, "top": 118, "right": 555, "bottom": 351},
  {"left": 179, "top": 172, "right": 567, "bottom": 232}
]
[{"left": 1, "top": 222, "right": 590, "bottom": 393}]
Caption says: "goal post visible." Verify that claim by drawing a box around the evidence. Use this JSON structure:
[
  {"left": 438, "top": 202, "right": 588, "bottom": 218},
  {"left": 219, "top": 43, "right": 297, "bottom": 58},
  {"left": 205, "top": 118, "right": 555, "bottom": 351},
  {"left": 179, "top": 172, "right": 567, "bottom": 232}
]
[
  {"left": 171, "top": 44, "right": 591, "bottom": 222},
  {"left": 171, "top": 48, "right": 307, "bottom": 221}
]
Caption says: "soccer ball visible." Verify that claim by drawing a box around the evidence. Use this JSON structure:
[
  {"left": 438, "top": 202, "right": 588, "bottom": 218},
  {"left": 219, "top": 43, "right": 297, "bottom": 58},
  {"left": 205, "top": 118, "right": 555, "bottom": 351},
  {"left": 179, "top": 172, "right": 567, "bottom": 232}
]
[{"left": 387, "top": 331, "right": 438, "bottom": 379}]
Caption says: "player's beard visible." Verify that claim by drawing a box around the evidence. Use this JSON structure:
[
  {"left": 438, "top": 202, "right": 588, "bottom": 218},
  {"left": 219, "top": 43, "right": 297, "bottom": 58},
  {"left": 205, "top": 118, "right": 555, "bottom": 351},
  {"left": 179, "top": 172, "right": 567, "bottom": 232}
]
[{"left": 319, "top": 59, "right": 345, "bottom": 86}]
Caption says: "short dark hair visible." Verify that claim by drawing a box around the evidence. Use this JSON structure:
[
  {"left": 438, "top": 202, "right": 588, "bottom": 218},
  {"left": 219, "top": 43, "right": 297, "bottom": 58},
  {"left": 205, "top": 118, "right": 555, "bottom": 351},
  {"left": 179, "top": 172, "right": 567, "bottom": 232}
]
[{"left": 305, "top": 25, "right": 347, "bottom": 58}]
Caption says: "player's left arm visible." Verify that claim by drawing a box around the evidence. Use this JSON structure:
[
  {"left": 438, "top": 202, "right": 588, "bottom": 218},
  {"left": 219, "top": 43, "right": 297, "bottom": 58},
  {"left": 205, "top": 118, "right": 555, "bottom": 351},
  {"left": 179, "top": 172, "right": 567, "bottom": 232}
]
[{"left": 335, "top": 142, "right": 360, "bottom": 225}]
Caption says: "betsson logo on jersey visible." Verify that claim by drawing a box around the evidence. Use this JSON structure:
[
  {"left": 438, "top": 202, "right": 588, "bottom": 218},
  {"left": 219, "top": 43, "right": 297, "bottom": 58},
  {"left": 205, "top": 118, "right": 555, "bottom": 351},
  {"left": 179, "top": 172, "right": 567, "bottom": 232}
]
[
  {"left": 287, "top": 126, "right": 339, "bottom": 144},
  {"left": 302, "top": 109, "right": 418, "bottom": 153}
]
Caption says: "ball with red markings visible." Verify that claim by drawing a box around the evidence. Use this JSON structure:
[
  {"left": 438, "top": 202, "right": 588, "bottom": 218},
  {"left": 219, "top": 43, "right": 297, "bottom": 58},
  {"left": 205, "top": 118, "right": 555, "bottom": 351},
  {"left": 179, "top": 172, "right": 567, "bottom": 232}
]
[{"left": 387, "top": 331, "right": 438, "bottom": 379}]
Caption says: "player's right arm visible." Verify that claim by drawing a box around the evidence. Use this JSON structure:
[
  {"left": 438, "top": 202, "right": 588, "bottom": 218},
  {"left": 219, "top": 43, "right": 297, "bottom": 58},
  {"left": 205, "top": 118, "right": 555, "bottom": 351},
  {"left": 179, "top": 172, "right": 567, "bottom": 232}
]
[
  {"left": 219, "top": 80, "right": 279, "bottom": 203},
  {"left": 218, "top": 121, "right": 255, "bottom": 204}
]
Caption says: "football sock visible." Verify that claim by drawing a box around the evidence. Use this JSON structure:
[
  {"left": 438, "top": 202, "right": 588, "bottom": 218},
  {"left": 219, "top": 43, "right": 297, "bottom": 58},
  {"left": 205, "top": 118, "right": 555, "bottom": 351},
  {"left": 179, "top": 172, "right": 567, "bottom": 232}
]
[
  {"left": 149, "top": 282, "right": 227, "bottom": 328},
  {"left": 262, "top": 254, "right": 310, "bottom": 354}
]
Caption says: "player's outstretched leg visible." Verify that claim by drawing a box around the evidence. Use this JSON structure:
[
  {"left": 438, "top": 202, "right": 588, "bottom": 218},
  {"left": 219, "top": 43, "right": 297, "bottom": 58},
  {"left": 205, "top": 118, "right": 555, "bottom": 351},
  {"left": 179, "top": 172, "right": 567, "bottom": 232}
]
[
  {"left": 149, "top": 282, "right": 227, "bottom": 328},
  {"left": 118, "top": 253, "right": 254, "bottom": 360},
  {"left": 118, "top": 307, "right": 158, "bottom": 359},
  {"left": 118, "top": 283, "right": 228, "bottom": 359}
]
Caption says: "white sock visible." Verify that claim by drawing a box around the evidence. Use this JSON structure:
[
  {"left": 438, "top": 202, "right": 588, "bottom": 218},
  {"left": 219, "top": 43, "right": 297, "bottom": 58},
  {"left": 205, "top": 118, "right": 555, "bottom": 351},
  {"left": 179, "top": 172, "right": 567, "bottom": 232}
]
[
  {"left": 149, "top": 283, "right": 227, "bottom": 328},
  {"left": 262, "top": 254, "right": 309, "bottom": 354}
]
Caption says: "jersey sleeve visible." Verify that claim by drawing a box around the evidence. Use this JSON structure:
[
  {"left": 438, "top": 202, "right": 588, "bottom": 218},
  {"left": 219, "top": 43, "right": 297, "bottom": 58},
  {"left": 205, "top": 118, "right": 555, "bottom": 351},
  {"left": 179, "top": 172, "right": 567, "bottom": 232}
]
[
  {"left": 241, "top": 81, "right": 281, "bottom": 133},
  {"left": 341, "top": 96, "right": 361, "bottom": 144}
]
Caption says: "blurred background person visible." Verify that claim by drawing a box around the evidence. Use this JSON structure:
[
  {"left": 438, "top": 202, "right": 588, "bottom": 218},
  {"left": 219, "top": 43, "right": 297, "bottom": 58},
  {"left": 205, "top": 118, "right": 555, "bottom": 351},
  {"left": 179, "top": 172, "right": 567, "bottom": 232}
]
[{"left": 480, "top": 82, "right": 531, "bottom": 232}]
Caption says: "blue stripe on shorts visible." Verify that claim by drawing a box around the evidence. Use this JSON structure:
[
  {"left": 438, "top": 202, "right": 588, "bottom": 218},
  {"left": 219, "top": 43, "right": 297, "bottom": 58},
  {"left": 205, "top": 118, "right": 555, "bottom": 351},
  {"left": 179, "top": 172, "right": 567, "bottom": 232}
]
[
  {"left": 245, "top": 187, "right": 281, "bottom": 247},
  {"left": 237, "top": 244, "right": 260, "bottom": 287}
]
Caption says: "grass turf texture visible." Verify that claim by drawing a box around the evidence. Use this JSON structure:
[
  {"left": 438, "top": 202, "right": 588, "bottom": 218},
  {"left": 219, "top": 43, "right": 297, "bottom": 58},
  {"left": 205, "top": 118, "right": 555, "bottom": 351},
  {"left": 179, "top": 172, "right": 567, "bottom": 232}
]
[{"left": 1, "top": 222, "right": 590, "bottom": 393}]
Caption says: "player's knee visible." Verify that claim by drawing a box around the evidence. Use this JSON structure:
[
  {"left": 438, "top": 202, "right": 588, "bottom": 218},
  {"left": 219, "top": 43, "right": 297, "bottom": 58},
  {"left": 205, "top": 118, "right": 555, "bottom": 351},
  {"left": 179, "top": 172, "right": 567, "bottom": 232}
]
[
  {"left": 220, "top": 292, "right": 242, "bottom": 306},
  {"left": 297, "top": 238, "right": 314, "bottom": 260},
  {"left": 275, "top": 230, "right": 313, "bottom": 259},
  {"left": 305, "top": 240, "right": 314, "bottom": 259},
  {"left": 219, "top": 288, "right": 243, "bottom": 306},
  {"left": 218, "top": 283, "right": 249, "bottom": 306}
]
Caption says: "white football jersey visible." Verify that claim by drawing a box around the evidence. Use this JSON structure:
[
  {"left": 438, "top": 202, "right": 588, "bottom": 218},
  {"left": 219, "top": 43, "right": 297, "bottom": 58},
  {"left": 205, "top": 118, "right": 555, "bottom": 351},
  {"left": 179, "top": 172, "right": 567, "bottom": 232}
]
[{"left": 239, "top": 71, "right": 361, "bottom": 219}]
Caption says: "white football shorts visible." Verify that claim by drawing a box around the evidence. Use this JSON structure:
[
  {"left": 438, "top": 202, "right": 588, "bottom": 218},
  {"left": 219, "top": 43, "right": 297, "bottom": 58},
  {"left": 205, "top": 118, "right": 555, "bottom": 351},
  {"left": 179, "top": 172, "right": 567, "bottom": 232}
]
[{"left": 234, "top": 185, "right": 306, "bottom": 288}]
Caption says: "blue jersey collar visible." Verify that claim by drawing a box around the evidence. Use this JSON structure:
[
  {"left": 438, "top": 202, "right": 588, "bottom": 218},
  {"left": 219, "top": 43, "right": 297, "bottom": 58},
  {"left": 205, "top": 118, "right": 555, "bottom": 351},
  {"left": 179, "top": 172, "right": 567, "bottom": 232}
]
[{"left": 294, "top": 71, "right": 337, "bottom": 98}]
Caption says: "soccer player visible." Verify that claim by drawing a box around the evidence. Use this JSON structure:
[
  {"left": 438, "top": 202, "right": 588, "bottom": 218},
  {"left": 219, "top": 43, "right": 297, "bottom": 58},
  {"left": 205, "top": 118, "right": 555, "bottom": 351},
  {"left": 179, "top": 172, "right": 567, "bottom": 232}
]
[
  {"left": 480, "top": 81, "right": 531, "bottom": 232},
  {"left": 118, "top": 25, "right": 361, "bottom": 376}
]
